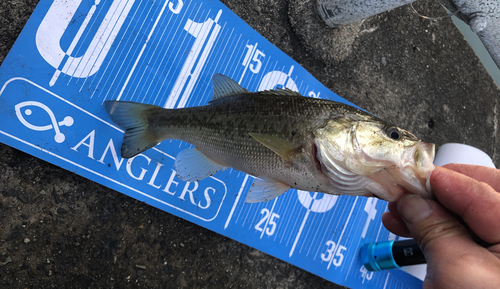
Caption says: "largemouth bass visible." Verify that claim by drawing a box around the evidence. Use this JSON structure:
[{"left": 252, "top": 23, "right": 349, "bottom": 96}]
[{"left": 104, "top": 74, "right": 435, "bottom": 202}]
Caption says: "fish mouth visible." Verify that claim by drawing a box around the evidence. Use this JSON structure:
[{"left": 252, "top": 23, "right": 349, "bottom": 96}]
[
  {"left": 415, "top": 142, "right": 435, "bottom": 178},
  {"left": 413, "top": 141, "right": 436, "bottom": 195},
  {"left": 366, "top": 141, "right": 436, "bottom": 201}
]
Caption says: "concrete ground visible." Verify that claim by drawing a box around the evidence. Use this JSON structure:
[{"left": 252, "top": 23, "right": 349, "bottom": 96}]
[{"left": 1, "top": 0, "right": 498, "bottom": 288}]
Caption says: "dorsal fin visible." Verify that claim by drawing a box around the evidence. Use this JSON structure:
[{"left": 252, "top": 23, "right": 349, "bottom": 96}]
[
  {"left": 212, "top": 74, "right": 249, "bottom": 99},
  {"left": 261, "top": 88, "right": 303, "bottom": 98}
]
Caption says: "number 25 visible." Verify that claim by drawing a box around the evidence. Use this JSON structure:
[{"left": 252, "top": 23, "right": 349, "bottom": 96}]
[{"left": 255, "top": 208, "right": 280, "bottom": 236}]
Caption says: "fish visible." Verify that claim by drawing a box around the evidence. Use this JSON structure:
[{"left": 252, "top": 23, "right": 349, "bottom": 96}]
[{"left": 104, "top": 74, "right": 435, "bottom": 203}]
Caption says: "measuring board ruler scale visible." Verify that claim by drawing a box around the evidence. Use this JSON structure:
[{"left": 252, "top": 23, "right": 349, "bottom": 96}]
[{"left": 0, "top": 1, "right": 422, "bottom": 288}]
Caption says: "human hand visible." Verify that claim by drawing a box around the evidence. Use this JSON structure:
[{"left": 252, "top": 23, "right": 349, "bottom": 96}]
[{"left": 382, "top": 164, "right": 500, "bottom": 288}]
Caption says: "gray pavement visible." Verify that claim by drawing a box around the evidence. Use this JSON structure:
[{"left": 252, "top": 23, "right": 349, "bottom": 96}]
[{"left": 1, "top": 0, "right": 499, "bottom": 288}]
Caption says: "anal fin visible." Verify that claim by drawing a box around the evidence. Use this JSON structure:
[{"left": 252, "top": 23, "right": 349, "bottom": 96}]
[
  {"left": 174, "top": 148, "right": 227, "bottom": 182},
  {"left": 245, "top": 178, "right": 291, "bottom": 203}
]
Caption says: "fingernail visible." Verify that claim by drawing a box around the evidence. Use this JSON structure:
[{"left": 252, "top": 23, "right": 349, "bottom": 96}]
[{"left": 398, "top": 195, "right": 432, "bottom": 225}]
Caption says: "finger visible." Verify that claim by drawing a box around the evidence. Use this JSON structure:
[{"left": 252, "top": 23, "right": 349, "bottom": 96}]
[
  {"left": 382, "top": 212, "right": 410, "bottom": 237},
  {"left": 488, "top": 243, "right": 500, "bottom": 260},
  {"left": 442, "top": 163, "right": 500, "bottom": 192},
  {"left": 398, "top": 194, "right": 471, "bottom": 247},
  {"left": 398, "top": 194, "right": 500, "bottom": 287},
  {"left": 431, "top": 166, "right": 500, "bottom": 244},
  {"left": 387, "top": 201, "right": 400, "bottom": 218},
  {"left": 382, "top": 202, "right": 410, "bottom": 236}
]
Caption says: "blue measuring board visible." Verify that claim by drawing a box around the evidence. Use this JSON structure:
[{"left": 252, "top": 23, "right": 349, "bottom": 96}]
[{"left": 0, "top": 1, "right": 423, "bottom": 288}]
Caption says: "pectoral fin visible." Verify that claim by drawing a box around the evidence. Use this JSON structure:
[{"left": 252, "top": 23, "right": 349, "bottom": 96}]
[
  {"left": 249, "top": 133, "right": 299, "bottom": 163},
  {"left": 245, "top": 178, "right": 291, "bottom": 203},
  {"left": 174, "top": 148, "right": 227, "bottom": 182}
]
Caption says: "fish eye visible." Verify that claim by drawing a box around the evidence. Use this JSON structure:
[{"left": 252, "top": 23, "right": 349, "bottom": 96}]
[{"left": 386, "top": 127, "right": 401, "bottom": 140}]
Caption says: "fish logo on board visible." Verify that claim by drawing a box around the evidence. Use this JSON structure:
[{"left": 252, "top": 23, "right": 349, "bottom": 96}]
[{"left": 15, "top": 101, "right": 74, "bottom": 143}]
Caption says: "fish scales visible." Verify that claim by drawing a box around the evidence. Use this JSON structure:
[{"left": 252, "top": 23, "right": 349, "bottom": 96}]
[{"left": 152, "top": 93, "right": 369, "bottom": 184}]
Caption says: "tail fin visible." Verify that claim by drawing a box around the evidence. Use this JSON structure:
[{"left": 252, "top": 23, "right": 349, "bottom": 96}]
[{"left": 104, "top": 101, "right": 162, "bottom": 158}]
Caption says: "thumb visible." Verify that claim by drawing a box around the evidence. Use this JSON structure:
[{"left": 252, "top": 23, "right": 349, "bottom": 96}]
[
  {"left": 397, "top": 194, "right": 500, "bottom": 287},
  {"left": 397, "top": 194, "right": 473, "bottom": 263}
]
